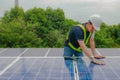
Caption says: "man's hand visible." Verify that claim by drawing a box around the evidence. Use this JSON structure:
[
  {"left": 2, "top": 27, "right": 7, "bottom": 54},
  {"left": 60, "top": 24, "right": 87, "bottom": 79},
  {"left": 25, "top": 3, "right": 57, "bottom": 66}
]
[
  {"left": 90, "top": 57, "right": 105, "bottom": 65},
  {"left": 94, "top": 55, "right": 105, "bottom": 59}
]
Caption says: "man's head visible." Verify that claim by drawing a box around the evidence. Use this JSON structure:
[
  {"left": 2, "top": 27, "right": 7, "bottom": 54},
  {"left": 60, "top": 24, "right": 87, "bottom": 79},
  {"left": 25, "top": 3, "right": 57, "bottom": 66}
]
[{"left": 89, "top": 14, "right": 102, "bottom": 31}]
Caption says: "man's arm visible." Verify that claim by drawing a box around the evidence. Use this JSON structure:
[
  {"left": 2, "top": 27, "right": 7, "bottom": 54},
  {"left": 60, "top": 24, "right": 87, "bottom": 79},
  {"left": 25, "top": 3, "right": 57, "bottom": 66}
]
[
  {"left": 78, "top": 40, "right": 105, "bottom": 65},
  {"left": 90, "top": 38, "right": 105, "bottom": 59}
]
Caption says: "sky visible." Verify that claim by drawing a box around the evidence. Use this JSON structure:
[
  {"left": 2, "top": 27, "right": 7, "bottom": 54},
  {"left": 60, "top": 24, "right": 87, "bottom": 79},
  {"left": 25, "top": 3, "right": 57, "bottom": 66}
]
[{"left": 0, "top": 0, "right": 120, "bottom": 25}]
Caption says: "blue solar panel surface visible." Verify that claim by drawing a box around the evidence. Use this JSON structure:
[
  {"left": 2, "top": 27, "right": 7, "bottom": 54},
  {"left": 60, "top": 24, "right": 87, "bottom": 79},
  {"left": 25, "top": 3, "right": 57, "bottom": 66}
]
[{"left": 0, "top": 48, "right": 120, "bottom": 80}]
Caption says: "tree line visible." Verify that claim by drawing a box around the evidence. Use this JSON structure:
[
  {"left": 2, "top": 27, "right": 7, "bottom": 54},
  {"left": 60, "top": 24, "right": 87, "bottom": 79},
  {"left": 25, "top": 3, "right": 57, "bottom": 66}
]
[{"left": 0, "top": 6, "right": 120, "bottom": 48}]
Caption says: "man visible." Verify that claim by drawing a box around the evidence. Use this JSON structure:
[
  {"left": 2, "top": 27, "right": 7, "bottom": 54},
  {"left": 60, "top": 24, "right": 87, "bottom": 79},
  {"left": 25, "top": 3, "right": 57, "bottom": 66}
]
[{"left": 63, "top": 14, "right": 105, "bottom": 65}]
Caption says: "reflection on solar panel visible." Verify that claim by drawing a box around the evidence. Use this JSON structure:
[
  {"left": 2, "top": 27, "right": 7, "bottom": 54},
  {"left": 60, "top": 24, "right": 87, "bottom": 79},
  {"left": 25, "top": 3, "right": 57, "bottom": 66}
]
[{"left": 0, "top": 48, "right": 120, "bottom": 80}]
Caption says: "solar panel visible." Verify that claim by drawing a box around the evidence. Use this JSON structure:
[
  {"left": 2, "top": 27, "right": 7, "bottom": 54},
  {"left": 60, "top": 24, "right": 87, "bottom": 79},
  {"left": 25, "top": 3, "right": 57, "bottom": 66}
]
[
  {"left": 48, "top": 48, "right": 64, "bottom": 56},
  {"left": 0, "top": 48, "right": 120, "bottom": 80},
  {"left": 0, "top": 48, "right": 4, "bottom": 51},
  {"left": 0, "top": 58, "right": 74, "bottom": 80},
  {"left": 0, "top": 58, "right": 15, "bottom": 71},
  {"left": 0, "top": 48, "right": 25, "bottom": 57},
  {"left": 22, "top": 48, "right": 49, "bottom": 57},
  {"left": 97, "top": 48, "right": 120, "bottom": 56}
]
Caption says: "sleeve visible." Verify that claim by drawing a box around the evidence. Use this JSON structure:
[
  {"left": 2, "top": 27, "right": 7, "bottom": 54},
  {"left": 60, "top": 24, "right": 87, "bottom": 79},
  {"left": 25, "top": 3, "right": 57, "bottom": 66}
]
[{"left": 74, "top": 28, "right": 84, "bottom": 41}]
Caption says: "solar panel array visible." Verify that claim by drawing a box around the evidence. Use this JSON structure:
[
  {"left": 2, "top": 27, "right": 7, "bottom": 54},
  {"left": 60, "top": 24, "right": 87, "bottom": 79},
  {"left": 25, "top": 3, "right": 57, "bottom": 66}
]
[{"left": 0, "top": 48, "right": 120, "bottom": 80}]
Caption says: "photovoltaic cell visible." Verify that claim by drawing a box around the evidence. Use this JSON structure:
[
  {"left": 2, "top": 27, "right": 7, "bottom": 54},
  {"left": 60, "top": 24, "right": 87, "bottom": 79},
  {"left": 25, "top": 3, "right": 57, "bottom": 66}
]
[
  {"left": 0, "top": 48, "right": 25, "bottom": 57},
  {"left": 0, "top": 58, "right": 15, "bottom": 71},
  {"left": 97, "top": 48, "right": 120, "bottom": 56},
  {"left": 48, "top": 48, "right": 64, "bottom": 56},
  {"left": 23, "top": 48, "right": 49, "bottom": 57}
]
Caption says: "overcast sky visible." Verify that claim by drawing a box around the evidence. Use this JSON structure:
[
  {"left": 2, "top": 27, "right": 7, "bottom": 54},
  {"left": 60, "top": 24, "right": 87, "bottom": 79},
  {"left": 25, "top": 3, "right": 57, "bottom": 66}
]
[{"left": 0, "top": 0, "right": 120, "bottom": 25}]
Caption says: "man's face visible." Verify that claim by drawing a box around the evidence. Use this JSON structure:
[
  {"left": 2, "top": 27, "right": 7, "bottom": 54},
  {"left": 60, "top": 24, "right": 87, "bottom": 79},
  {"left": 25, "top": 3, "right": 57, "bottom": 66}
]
[{"left": 88, "top": 22, "right": 95, "bottom": 32}]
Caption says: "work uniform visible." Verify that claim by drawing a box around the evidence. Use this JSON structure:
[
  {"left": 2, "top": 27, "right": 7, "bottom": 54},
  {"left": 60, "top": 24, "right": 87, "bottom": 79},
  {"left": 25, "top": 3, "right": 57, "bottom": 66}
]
[{"left": 63, "top": 23, "right": 94, "bottom": 59}]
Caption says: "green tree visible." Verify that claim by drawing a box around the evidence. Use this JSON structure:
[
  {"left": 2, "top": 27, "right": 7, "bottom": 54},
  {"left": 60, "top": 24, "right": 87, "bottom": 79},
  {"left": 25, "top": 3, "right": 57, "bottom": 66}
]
[
  {"left": 95, "top": 23, "right": 114, "bottom": 48},
  {"left": 0, "top": 7, "right": 42, "bottom": 47},
  {"left": 1, "top": 6, "right": 119, "bottom": 48}
]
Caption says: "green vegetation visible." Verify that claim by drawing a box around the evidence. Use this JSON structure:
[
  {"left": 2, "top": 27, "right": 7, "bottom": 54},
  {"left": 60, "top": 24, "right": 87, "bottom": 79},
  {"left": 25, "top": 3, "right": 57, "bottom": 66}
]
[
  {"left": 0, "top": 6, "right": 120, "bottom": 48},
  {"left": 95, "top": 23, "right": 120, "bottom": 48}
]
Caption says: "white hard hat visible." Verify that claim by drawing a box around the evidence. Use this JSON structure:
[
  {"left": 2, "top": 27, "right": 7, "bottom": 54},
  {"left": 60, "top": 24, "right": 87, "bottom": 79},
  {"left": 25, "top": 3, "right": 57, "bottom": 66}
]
[{"left": 89, "top": 14, "right": 102, "bottom": 31}]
